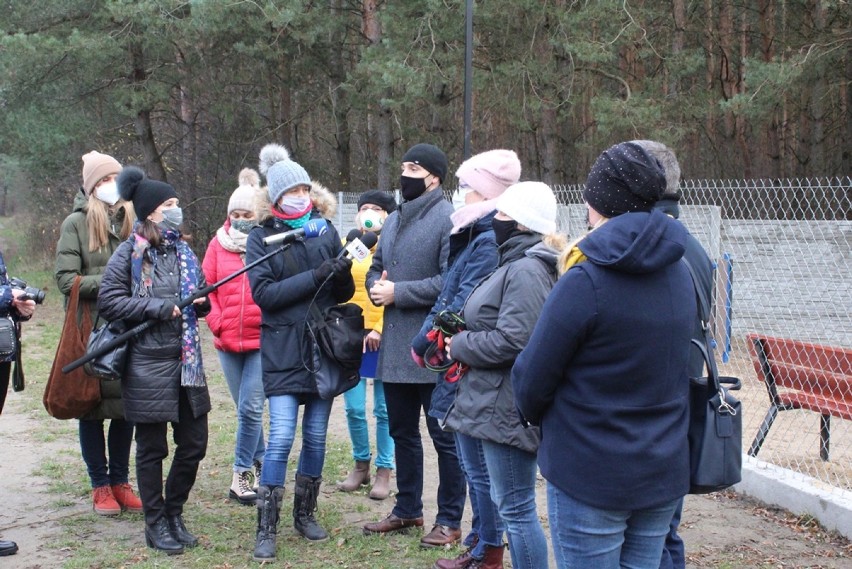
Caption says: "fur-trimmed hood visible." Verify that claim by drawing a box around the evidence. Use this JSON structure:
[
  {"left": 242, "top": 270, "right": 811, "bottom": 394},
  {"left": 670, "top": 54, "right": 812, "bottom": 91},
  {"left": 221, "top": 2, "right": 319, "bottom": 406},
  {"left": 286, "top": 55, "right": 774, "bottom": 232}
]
[{"left": 258, "top": 180, "right": 337, "bottom": 222}]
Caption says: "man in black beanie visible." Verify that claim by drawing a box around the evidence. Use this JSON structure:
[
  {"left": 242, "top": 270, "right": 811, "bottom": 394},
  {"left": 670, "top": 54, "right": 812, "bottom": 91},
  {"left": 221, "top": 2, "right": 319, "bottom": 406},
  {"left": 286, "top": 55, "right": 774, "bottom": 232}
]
[{"left": 364, "top": 143, "right": 466, "bottom": 548}]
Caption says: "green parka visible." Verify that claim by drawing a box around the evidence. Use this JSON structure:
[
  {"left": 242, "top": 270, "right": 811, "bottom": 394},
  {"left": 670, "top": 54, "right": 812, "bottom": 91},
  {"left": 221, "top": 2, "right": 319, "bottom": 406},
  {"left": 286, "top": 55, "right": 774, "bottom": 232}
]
[{"left": 54, "top": 191, "right": 130, "bottom": 420}]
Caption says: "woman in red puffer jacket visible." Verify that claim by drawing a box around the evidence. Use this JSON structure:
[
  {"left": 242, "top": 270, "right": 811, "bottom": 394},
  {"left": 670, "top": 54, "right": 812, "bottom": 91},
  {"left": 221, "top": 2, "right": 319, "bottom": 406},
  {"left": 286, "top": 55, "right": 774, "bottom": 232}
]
[{"left": 202, "top": 169, "right": 265, "bottom": 505}]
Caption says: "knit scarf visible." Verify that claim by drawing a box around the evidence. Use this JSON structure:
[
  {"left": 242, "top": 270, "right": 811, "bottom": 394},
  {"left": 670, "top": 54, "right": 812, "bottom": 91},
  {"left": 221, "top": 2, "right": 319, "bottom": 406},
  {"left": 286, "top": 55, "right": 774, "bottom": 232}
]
[
  {"left": 217, "top": 225, "right": 247, "bottom": 256},
  {"left": 271, "top": 205, "right": 312, "bottom": 229},
  {"left": 449, "top": 200, "right": 497, "bottom": 235},
  {"left": 131, "top": 227, "right": 207, "bottom": 387}
]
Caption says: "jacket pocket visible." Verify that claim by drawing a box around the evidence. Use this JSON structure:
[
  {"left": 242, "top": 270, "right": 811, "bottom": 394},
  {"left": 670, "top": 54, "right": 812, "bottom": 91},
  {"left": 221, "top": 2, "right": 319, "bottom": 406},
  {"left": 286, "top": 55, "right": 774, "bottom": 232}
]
[{"left": 260, "top": 322, "right": 307, "bottom": 375}]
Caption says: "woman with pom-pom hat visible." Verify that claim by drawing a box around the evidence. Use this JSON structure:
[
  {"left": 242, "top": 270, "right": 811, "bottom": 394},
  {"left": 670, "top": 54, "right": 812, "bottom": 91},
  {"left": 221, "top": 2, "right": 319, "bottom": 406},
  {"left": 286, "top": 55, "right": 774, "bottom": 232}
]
[
  {"left": 97, "top": 166, "right": 211, "bottom": 556},
  {"left": 246, "top": 144, "right": 354, "bottom": 561},
  {"left": 202, "top": 168, "right": 266, "bottom": 505}
]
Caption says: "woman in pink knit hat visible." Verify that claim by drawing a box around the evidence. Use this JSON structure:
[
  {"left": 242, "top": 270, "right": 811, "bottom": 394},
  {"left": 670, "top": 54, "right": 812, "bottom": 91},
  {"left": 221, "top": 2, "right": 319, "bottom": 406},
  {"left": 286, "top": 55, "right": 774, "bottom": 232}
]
[{"left": 410, "top": 149, "right": 521, "bottom": 566}]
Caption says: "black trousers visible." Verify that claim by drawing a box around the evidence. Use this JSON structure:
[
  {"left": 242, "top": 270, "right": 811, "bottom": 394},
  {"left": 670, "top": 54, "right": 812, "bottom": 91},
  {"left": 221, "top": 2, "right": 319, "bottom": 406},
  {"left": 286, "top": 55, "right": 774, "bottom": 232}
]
[
  {"left": 134, "top": 388, "right": 208, "bottom": 525},
  {"left": 0, "top": 362, "right": 9, "bottom": 415},
  {"left": 383, "top": 382, "right": 465, "bottom": 527}
]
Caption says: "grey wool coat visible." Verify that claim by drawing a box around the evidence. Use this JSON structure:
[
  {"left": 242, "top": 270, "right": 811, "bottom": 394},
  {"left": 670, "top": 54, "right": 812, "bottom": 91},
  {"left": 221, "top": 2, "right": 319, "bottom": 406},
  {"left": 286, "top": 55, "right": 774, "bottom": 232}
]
[
  {"left": 366, "top": 188, "right": 453, "bottom": 384},
  {"left": 443, "top": 234, "right": 558, "bottom": 454}
]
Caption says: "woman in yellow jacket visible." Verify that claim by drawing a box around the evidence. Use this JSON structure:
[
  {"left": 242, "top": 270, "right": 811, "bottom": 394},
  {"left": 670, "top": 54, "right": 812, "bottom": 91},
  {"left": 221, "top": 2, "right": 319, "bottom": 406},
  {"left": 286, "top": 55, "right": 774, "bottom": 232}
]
[{"left": 337, "top": 191, "right": 397, "bottom": 499}]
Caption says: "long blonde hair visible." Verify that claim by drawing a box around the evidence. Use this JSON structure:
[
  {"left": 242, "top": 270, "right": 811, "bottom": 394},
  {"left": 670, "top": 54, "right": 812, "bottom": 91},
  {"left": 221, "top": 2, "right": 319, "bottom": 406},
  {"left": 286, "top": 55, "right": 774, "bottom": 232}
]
[{"left": 85, "top": 194, "right": 135, "bottom": 252}]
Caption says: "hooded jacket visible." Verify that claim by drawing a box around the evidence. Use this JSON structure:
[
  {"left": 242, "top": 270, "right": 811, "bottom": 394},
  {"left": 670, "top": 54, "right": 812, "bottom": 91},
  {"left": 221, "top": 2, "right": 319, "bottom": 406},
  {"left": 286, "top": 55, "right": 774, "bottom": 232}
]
[
  {"left": 246, "top": 184, "right": 354, "bottom": 398},
  {"left": 513, "top": 210, "right": 696, "bottom": 511},
  {"left": 54, "top": 192, "right": 131, "bottom": 420},
  {"left": 366, "top": 188, "right": 453, "bottom": 384},
  {"left": 444, "top": 233, "right": 557, "bottom": 453},
  {"left": 202, "top": 218, "right": 262, "bottom": 353}
]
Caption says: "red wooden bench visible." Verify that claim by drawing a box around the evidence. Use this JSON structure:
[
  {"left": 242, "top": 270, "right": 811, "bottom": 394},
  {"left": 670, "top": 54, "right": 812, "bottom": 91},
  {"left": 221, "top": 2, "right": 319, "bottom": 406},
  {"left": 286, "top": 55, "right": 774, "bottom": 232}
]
[{"left": 746, "top": 334, "right": 852, "bottom": 461}]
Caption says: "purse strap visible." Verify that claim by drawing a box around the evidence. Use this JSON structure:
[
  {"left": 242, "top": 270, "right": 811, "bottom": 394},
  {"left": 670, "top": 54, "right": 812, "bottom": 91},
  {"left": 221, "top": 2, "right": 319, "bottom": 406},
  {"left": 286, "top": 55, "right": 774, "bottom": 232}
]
[
  {"left": 682, "top": 258, "right": 721, "bottom": 398},
  {"left": 68, "top": 276, "right": 94, "bottom": 333}
]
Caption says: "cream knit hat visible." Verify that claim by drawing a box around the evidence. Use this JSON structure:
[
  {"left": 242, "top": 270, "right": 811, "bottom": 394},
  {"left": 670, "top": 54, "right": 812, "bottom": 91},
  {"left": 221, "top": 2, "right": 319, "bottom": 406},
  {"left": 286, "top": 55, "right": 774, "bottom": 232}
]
[
  {"left": 228, "top": 168, "right": 261, "bottom": 214},
  {"left": 81, "top": 151, "right": 122, "bottom": 194},
  {"left": 496, "top": 181, "right": 557, "bottom": 235}
]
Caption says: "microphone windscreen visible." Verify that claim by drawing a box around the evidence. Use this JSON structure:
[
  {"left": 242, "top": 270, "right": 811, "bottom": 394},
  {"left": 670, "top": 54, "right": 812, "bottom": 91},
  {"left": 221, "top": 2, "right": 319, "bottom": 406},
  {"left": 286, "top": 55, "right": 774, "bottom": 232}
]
[
  {"left": 360, "top": 231, "right": 378, "bottom": 249},
  {"left": 345, "top": 228, "right": 363, "bottom": 243},
  {"left": 303, "top": 218, "right": 328, "bottom": 238}
]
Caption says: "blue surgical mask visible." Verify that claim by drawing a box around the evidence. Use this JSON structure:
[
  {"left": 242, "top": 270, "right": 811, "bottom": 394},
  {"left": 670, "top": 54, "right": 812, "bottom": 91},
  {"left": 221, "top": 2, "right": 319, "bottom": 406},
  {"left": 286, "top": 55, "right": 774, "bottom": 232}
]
[{"left": 157, "top": 207, "right": 183, "bottom": 232}]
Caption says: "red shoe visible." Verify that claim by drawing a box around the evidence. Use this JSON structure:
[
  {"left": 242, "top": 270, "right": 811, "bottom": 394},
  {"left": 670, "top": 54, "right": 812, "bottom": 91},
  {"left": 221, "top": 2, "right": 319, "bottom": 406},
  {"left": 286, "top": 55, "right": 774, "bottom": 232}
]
[
  {"left": 111, "top": 483, "right": 143, "bottom": 513},
  {"left": 93, "top": 486, "right": 121, "bottom": 516}
]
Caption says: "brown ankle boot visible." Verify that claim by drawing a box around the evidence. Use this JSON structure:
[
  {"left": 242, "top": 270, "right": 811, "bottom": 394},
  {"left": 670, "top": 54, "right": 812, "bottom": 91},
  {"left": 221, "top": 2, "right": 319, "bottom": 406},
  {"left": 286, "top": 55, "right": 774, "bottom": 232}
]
[
  {"left": 369, "top": 467, "right": 392, "bottom": 500},
  {"left": 337, "top": 460, "right": 370, "bottom": 492},
  {"left": 470, "top": 545, "right": 505, "bottom": 569}
]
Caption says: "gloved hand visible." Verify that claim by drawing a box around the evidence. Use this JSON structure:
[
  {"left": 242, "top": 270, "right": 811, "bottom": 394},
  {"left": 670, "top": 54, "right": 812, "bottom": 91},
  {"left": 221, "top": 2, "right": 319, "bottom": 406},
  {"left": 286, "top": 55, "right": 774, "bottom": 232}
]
[
  {"left": 332, "top": 256, "right": 353, "bottom": 280},
  {"left": 411, "top": 347, "right": 426, "bottom": 368},
  {"left": 314, "top": 257, "right": 352, "bottom": 283}
]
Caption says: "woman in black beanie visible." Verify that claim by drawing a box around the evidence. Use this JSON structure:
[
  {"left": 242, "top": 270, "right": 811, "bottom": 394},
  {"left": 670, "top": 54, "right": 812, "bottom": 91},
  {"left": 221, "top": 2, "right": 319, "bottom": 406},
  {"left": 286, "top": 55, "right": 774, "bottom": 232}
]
[
  {"left": 513, "top": 142, "right": 697, "bottom": 568},
  {"left": 98, "top": 166, "right": 211, "bottom": 555}
]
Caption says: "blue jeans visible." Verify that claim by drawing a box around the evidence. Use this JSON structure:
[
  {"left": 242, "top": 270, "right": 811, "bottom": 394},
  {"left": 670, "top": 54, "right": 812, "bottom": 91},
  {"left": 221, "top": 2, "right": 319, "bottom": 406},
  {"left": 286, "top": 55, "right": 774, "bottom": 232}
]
[
  {"left": 218, "top": 350, "right": 266, "bottom": 472},
  {"left": 79, "top": 418, "right": 134, "bottom": 488},
  {"left": 481, "top": 440, "right": 548, "bottom": 569},
  {"left": 260, "top": 394, "right": 332, "bottom": 486},
  {"left": 660, "top": 498, "right": 685, "bottom": 569},
  {"left": 456, "top": 433, "right": 504, "bottom": 558},
  {"left": 547, "top": 483, "right": 679, "bottom": 569},
  {"left": 343, "top": 377, "right": 394, "bottom": 469}
]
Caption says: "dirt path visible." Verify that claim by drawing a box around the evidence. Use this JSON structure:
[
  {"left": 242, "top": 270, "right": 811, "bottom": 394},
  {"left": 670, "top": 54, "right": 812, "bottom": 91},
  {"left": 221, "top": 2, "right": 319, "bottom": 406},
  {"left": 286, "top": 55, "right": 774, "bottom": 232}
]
[{"left": 0, "top": 309, "right": 849, "bottom": 567}]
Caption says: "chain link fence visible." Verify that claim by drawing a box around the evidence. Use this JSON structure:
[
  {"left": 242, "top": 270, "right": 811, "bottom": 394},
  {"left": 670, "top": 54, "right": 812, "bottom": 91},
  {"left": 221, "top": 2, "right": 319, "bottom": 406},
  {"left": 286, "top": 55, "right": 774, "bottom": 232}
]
[{"left": 336, "top": 177, "right": 852, "bottom": 492}]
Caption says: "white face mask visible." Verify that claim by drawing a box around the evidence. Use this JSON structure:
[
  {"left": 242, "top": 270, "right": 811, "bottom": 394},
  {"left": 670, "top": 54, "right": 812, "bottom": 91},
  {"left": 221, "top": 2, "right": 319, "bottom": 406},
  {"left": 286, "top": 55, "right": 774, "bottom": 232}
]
[
  {"left": 95, "top": 181, "right": 120, "bottom": 206},
  {"left": 452, "top": 188, "right": 472, "bottom": 211},
  {"left": 357, "top": 209, "right": 385, "bottom": 232}
]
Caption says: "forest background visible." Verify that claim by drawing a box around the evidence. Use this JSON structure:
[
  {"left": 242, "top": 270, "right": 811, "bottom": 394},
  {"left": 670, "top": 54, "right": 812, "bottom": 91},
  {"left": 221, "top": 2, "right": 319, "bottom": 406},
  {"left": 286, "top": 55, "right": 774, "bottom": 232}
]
[{"left": 0, "top": 0, "right": 849, "bottom": 258}]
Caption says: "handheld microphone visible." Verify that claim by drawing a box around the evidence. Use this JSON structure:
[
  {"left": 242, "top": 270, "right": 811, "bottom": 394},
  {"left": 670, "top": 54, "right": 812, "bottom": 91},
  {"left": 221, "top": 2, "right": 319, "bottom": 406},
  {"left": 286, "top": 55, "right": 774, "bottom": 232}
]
[
  {"left": 339, "top": 230, "right": 378, "bottom": 261},
  {"left": 262, "top": 218, "right": 328, "bottom": 246}
]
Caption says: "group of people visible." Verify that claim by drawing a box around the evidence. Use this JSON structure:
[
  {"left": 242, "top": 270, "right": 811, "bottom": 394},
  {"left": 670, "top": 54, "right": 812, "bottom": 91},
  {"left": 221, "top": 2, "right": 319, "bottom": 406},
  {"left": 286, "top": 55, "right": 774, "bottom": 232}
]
[{"left": 2, "top": 135, "right": 711, "bottom": 568}]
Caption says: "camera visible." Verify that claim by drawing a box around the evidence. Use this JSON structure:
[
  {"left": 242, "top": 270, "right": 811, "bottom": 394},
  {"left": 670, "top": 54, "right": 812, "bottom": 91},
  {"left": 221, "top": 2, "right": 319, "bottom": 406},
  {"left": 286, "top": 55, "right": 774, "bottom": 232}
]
[{"left": 9, "top": 277, "right": 46, "bottom": 305}]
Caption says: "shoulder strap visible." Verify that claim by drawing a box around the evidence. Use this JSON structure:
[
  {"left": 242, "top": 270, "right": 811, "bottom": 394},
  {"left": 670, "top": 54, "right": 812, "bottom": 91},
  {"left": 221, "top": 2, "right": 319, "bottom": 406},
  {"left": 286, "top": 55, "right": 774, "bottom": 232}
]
[
  {"left": 281, "top": 247, "right": 326, "bottom": 329},
  {"left": 681, "top": 257, "right": 710, "bottom": 326}
]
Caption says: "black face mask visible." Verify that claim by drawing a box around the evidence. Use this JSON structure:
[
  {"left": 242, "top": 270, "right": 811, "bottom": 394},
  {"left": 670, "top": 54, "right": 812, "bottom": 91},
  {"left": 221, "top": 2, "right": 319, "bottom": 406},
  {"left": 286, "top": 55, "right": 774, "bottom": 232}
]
[
  {"left": 400, "top": 175, "right": 429, "bottom": 202},
  {"left": 492, "top": 218, "right": 521, "bottom": 246}
]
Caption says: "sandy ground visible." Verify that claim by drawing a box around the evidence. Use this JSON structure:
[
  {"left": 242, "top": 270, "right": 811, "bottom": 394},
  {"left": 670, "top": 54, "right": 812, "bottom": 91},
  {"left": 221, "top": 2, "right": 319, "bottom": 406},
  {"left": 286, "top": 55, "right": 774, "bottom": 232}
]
[{"left": 0, "top": 324, "right": 849, "bottom": 568}]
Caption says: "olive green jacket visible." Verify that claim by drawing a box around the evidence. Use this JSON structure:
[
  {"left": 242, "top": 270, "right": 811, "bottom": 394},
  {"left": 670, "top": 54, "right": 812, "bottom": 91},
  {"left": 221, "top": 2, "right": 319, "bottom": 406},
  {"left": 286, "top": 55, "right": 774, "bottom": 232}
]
[{"left": 54, "top": 192, "right": 130, "bottom": 420}]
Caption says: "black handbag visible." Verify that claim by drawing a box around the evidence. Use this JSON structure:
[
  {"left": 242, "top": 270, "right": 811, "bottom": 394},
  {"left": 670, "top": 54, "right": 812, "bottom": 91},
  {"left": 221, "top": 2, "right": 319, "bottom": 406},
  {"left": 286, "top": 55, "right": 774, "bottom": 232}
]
[
  {"left": 682, "top": 257, "right": 743, "bottom": 494},
  {"left": 688, "top": 339, "right": 743, "bottom": 494},
  {"left": 308, "top": 302, "right": 364, "bottom": 399},
  {"left": 0, "top": 316, "right": 18, "bottom": 359},
  {"left": 83, "top": 317, "right": 129, "bottom": 381}
]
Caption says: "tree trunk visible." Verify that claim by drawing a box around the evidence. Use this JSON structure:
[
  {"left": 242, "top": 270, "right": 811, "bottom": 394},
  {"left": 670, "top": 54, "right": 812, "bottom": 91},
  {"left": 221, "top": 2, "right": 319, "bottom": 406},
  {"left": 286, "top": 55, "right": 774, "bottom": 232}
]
[
  {"left": 129, "top": 41, "right": 167, "bottom": 181},
  {"left": 362, "top": 0, "right": 394, "bottom": 190}
]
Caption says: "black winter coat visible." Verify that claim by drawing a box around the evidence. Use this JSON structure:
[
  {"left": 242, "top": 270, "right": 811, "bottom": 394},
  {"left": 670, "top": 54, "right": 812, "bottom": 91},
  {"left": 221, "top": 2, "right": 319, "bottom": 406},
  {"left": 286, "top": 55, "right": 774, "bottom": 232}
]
[
  {"left": 246, "top": 213, "right": 354, "bottom": 398},
  {"left": 98, "top": 238, "right": 211, "bottom": 423}
]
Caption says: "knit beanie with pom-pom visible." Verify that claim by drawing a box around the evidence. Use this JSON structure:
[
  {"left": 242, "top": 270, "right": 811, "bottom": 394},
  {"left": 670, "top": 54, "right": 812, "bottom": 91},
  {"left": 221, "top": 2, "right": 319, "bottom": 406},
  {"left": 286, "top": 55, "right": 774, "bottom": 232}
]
[
  {"left": 228, "top": 168, "right": 261, "bottom": 214},
  {"left": 117, "top": 166, "right": 177, "bottom": 221},
  {"left": 259, "top": 144, "right": 311, "bottom": 206}
]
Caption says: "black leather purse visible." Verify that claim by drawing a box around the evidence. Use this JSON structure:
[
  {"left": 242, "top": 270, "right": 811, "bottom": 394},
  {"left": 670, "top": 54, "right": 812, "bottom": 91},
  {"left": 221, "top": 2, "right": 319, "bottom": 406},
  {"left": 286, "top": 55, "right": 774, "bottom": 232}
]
[
  {"left": 83, "top": 318, "right": 129, "bottom": 381},
  {"left": 682, "top": 257, "right": 743, "bottom": 494}
]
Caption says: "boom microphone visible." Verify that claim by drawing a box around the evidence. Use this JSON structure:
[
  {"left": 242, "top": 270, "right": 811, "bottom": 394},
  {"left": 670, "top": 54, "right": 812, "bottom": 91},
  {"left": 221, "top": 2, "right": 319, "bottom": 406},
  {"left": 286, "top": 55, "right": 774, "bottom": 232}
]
[{"left": 262, "top": 218, "right": 328, "bottom": 246}]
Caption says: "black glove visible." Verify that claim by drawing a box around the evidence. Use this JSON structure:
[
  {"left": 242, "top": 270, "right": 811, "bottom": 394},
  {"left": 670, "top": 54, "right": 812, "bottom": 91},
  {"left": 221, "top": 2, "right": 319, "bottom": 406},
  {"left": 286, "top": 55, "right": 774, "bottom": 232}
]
[
  {"left": 332, "top": 256, "right": 353, "bottom": 280},
  {"left": 314, "top": 257, "right": 352, "bottom": 283}
]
